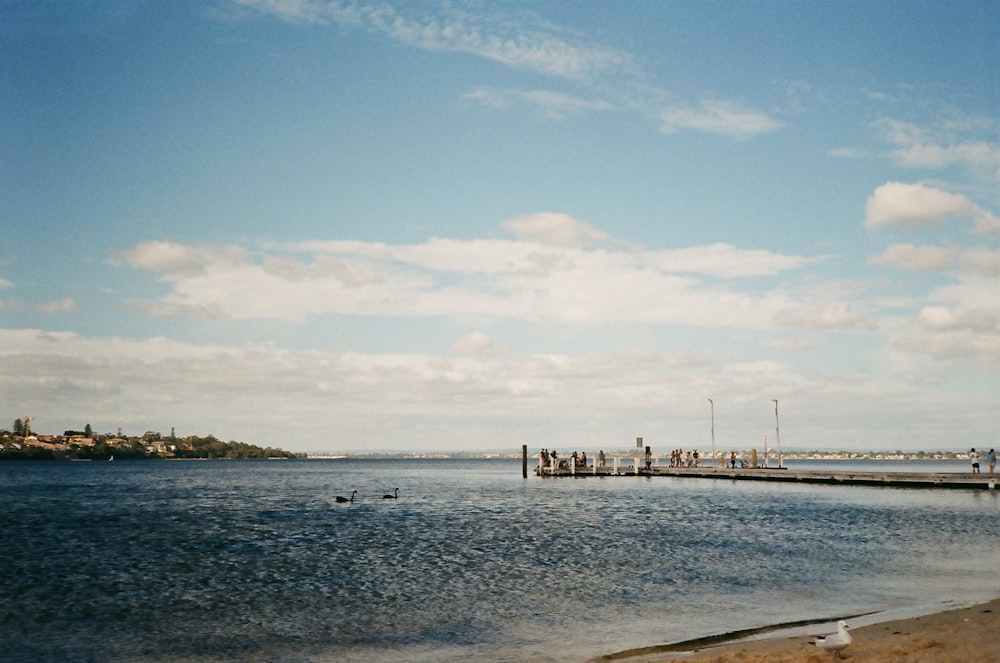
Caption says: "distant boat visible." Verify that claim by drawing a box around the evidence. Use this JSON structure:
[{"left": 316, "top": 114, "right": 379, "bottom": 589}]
[{"left": 109, "top": 455, "right": 114, "bottom": 461}]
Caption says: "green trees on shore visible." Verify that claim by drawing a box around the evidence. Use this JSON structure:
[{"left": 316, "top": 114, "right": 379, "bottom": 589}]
[{"left": 0, "top": 425, "right": 302, "bottom": 461}]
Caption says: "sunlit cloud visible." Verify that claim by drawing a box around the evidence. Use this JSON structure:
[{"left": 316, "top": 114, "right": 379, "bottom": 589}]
[
  {"left": 500, "top": 212, "right": 610, "bottom": 246},
  {"left": 112, "top": 240, "right": 214, "bottom": 276},
  {"left": 112, "top": 215, "right": 824, "bottom": 330},
  {"left": 864, "top": 182, "right": 1000, "bottom": 235}
]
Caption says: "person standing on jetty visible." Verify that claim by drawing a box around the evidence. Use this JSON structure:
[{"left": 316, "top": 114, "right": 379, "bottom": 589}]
[
  {"left": 969, "top": 448, "right": 980, "bottom": 474},
  {"left": 987, "top": 448, "right": 996, "bottom": 474}
]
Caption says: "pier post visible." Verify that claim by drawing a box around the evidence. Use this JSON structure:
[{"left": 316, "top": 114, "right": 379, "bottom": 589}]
[{"left": 522, "top": 444, "right": 527, "bottom": 478}]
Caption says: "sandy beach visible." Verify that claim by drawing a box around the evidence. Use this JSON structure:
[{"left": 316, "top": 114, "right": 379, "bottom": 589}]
[{"left": 601, "top": 598, "right": 1000, "bottom": 663}]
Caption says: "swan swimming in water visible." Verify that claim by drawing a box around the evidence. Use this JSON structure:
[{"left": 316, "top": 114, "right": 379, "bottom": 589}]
[
  {"left": 810, "top": 620, "right": 851, "bottom": 659},
  {"left": 382, "top": 488, "right": 399, "bottom": 499},
  {"left": 335, "top": 490, "right": 357, "bottom": 503}
]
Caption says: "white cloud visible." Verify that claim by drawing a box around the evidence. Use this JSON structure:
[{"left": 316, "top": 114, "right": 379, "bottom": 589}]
[
  {"left": 500, "top": 212, "right": 610, "bottom": 246},
  {"left": 35, "top": 297, "right": 77, "bottom": 314},
  {"left": 873, "top": 115, "right": 1000, "bottom": 180},
  {"left": 112, "top": 240, "right": 213, "bottom": 275},
  {"left": 235, "top": 1, "right": 630, "bottom": 82},
  {"left": 869, "top": 244, "right": 960, "bottom": 272},
  {"left": 7, "top": 326, "right": 980, "bottom": 453},
  {"left": 959, "top": 247, "right": 1000, "bottom": 275},
  {"left": 452, "top": 331, "right": 504, "bottom": 356},
  {"left": 869, "top": 244, "right": 1000, "bottom": 276},
  {"left": 233, "top": 2, "right": 787, "bottom": 143},
  {"left": 113, "top": 217, "right": 823, "bottom": 330},
  {"left": 465, "top": 87, "right": 615, "bottom": 120},
  {"left": 917, "top": 306, "right": 998, "bottom": 333},
  {"left": 645, "top": 243, "right": 819, "bottom": 278},
  {"left": 863, "top": 182, "right": 1000, "bottom": 235},
  {"left": 778, "top": 302, "right": 875, "bottom": 331},
  {"left": 828, "top": 147, "right": 869, "bottom": 159},
  {"left": 659, "top": 100, "right": 782, "bottom": 138},
  {"left": 878, "top": 265, "right": 1000, "bottom": 368}
]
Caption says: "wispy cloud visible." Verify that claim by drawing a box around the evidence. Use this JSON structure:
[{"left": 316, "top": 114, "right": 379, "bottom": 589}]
[
  {"left": 234, "top": 0, "right": 631, "bottom": 81},
  {"left": 233, "top": 1, "right": 783, "bottom": 140},
  {"left": 35, "top": 297, "right": 77, "bottom": 314},
  {"left": 659, "top": 99, "right": 782, "bottom": 138},
  {"left": 465, "top": 87, "right": 615, "bottom": 120},
  {"left": 872, "top": 115, "right": 1000, "bottom": 182}
]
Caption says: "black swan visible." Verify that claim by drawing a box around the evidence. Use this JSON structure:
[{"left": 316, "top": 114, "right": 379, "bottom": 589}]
[
  {"left": 382, "top": 488, "right": 399, "bottom": 499},
  {"left": 335, "top": 490, "right": 357, "bottom": 503}
]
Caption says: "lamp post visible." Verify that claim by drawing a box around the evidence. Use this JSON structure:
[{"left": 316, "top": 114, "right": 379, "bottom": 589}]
[
  {"left": 708, "top": 398, "right": 716, "bottom": 467},
  {"left": 772, "top": 399, "right": 783, "bottom": 468}
]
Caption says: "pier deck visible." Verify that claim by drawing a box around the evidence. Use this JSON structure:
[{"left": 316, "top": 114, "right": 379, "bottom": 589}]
[{"left": 535, "top": 464, "right": 997, "bottom": 490}]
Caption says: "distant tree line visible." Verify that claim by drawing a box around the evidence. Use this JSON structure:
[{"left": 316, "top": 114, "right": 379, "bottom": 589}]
[{"left": 0, "top": 422, "right": 302, "bottom": 461}]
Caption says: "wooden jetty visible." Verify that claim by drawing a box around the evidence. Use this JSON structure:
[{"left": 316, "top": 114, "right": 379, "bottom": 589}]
[{"left": 531, "top": 453, "right": 997, "bottom": 491}]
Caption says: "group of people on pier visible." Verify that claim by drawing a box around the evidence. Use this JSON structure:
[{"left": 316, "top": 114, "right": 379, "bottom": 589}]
[
  {"left": 538, "top": 449, "right": 599, "bottom": 471},
  {"left": 541, "top": 447, "right": 718, "bottom": 472},
  {"left": 538, "top": 448, "right": 615, "bottom": 471},
  {"left": 668, "top": 449, "right": 700, "bottom": 467}
]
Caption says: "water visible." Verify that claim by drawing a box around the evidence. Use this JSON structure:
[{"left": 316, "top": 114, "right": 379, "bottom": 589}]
[{"left": 2, "top": 458, "right": 999, "bottom": 662}]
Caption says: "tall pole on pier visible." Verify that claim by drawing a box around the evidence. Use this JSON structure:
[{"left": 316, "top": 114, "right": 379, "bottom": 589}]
[
  {"left": 708, "top": 398, "right": 716, "bottom": 467},
  {"left": 772, "top": 399, "right": 783, "bottom": 469}
]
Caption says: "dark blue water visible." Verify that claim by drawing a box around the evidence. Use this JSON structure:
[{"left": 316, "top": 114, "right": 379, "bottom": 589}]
[{"left": 2, "top": 459, "right": 998, "bottom": 662}]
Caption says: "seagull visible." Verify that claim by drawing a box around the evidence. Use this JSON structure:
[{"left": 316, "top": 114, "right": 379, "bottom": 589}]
[
  {"left": 382, "top": 488, "right": 399, "bottom": 499},
  {"left": 810, "top": 620, "right": 852, "bottom": 659},
  {"left": 335, "top": 490, "right": 357, "bottom": 503}
]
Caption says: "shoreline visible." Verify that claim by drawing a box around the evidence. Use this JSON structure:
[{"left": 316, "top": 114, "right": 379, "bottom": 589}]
[{"left": 598, "top": 596, "right": 1000, "bottom": 663}]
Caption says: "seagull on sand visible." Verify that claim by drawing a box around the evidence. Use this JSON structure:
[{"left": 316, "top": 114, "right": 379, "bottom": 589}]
[{"left": 810, "top": 620, "right": 852, "bottom": 659}]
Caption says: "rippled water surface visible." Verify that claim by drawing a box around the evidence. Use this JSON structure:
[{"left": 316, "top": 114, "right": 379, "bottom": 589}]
[{"left": 2, "top": 459, "right": 999, "bottom": 662}]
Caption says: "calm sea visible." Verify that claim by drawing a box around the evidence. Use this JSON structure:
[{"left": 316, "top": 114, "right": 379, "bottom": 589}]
[{"left": 2, "top": 458, "right": 998, "bottom": 662}]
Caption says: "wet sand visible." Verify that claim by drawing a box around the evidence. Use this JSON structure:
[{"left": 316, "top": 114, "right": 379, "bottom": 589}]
[{"left": 601, "top": 597, "right": 1000, "bottom": 663}]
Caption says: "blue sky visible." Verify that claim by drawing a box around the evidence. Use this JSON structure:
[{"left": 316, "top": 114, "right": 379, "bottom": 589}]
[{"left": 2, "top": 1, "right": 998, "bottom": 454}]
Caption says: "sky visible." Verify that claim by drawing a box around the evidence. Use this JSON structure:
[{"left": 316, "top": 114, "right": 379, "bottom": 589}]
[{"left": 2, "top": 1, "right": 998, "bottom": 455}]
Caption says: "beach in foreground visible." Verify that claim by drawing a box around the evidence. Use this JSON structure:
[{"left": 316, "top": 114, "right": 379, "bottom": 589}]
[{"left": 605, "top": 597, "right": 1000, "bottom": 663}]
